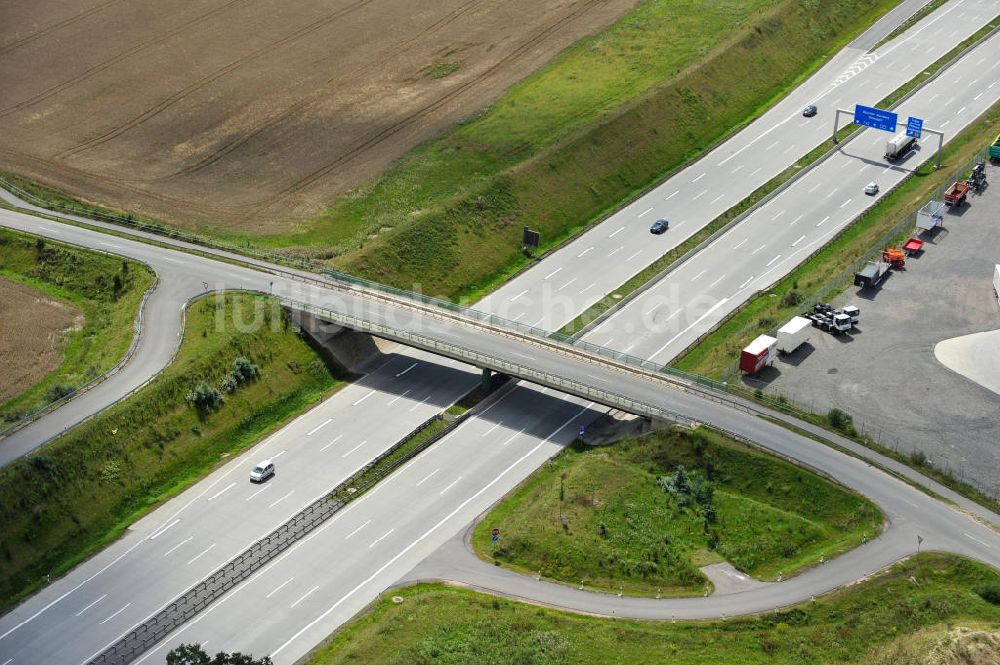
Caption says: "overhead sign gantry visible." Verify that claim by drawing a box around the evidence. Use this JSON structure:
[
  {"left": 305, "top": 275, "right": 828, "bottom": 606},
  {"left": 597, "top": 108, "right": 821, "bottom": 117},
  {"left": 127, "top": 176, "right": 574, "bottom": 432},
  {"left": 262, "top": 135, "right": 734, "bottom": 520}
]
[{"left": 832, "top": 103, "right": 943, "bottom": 168}]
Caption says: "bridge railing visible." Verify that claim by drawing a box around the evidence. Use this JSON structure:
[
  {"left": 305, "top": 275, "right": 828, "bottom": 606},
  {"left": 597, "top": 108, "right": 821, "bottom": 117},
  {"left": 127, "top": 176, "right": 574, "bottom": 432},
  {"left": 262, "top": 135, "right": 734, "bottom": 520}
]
[{"left": 283, "top": 297, "right": 700, "bottom": 428}]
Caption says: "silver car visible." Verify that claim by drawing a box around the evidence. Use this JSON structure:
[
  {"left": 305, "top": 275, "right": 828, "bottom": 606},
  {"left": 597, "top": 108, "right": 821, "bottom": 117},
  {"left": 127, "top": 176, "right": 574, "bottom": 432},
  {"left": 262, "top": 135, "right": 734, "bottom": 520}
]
[{"left": 250, "top": 460, "right": 275, "bottom": 483}]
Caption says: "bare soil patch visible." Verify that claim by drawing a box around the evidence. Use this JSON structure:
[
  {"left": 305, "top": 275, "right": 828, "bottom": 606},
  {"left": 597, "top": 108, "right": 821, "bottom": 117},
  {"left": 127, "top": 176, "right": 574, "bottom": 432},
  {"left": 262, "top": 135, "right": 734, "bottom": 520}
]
[
  {"left": 0, "top": 0, "right": 636, "bottom": 234},
  {"left": 0, "top": 278, "right": 83, "bottom": 404}
]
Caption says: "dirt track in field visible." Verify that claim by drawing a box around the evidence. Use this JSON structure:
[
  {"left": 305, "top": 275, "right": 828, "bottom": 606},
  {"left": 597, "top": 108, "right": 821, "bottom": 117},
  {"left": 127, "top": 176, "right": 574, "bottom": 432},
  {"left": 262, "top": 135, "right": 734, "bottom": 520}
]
[
  {"left": 0, "top": 278, "right": 82, "bottom": 404},
  {"left": 0, "top": 0, "right": 635, "bottom": 235}
]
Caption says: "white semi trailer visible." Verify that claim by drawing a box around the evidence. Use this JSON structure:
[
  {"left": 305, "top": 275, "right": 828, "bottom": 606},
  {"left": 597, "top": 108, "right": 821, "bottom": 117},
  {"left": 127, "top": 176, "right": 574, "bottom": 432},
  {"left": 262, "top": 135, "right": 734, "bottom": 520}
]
[{"left": 776, "top": 316, "right": 812, "bottom": 354}]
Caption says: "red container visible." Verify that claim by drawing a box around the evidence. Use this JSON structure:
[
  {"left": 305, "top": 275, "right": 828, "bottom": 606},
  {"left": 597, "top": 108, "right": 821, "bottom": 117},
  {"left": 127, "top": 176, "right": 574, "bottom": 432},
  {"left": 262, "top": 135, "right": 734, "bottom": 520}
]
[{"left": 740, "top": 335, "right": 777, "bottom": 375}]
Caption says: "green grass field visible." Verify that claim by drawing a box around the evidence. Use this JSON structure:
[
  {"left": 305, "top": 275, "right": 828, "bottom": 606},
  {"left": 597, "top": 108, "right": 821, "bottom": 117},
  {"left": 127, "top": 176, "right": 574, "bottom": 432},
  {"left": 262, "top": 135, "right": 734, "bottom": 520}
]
[
  {"left": 470, "top": 428, "right": 881, "bottom": 596},
  {"left": 0, "top": 293, "right": 346, "bottom": 610},
  {"left": 305, "top": 554, "right": 1000, "bottom": 665},
  {"left": 325, "top": 0, "right": 899, "bottom": 301},
  {"left": 5, "top": 0, "right": 899, "bottom": 304},
  {"left": 0, "top": 228, "right": 153, "bottom": 422}
]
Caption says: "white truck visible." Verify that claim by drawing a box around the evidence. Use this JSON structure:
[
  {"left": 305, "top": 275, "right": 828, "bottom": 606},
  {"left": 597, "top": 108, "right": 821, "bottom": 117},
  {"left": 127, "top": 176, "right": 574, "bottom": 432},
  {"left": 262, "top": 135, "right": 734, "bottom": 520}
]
[
  {"left": 776, "top": 316, "right": 812, "bottom": 354},
  {"left": 885, "top": 131, "right": 916, "bottom": 161}
]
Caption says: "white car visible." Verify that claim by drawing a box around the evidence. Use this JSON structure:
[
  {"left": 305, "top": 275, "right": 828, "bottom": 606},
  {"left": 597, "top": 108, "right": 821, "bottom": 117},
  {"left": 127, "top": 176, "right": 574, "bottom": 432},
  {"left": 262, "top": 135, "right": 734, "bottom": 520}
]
[
  {"left": 864, "top": 181, "right": 879, "bottom": 195},
  {"left": 250, "top": 460, "right": 275, "bottom": 483}
]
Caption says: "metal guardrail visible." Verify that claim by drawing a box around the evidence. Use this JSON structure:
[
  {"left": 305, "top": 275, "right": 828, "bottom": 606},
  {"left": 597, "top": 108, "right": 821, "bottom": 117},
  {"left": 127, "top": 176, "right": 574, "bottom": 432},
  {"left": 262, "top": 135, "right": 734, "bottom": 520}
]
[
  {"left": 87, "top": 404, "right": 487, "bottom": 664},
  {"left": 283, "top": 297, "right": 702, "bottom": 428},
  {"left": 0, "top": 269, "right": 159, "bottom": 443}
]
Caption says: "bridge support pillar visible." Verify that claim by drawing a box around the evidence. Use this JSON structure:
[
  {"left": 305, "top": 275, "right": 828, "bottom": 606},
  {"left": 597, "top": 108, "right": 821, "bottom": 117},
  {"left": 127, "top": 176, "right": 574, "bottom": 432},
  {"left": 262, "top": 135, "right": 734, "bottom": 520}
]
[{"left": 481, "top": 368, "right": 494, "bottom": 394}]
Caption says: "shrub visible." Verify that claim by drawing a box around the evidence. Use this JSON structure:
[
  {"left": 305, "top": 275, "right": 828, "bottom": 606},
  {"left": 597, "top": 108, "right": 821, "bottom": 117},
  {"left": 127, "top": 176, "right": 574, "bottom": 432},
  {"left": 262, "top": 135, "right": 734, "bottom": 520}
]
[
  {"left": 782, "top": 290, "right": 803, "bottom": 307},
  {"left": 977, "top": 583, "right": 1000, "bottom": 605},
  {"left": 185, "top": 382, "right": 224, "bottom": 414},
  {"left": 909, "top": 450, "right": 929, "bottom": 467},
  {"left": 827, "top": 408, "right": 855, "bottom": 434},
  {"left": 43, "top": 383, "right": 76, "bottom": 403},
  {"left": 231, "top": 357, "right": 261, "bottom": 385}
]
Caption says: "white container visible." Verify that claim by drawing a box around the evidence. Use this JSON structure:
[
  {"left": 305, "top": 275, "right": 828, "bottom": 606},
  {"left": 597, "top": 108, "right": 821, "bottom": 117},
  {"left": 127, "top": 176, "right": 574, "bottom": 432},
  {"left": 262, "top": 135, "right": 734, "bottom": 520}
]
[{"left": 776, "top": 316, "right": 812, "bottom": 354}]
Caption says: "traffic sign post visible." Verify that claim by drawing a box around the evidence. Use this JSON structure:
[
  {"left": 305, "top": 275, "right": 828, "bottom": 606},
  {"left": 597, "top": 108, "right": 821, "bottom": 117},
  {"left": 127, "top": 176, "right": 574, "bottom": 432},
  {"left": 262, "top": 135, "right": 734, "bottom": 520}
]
[
  {"left": 578, "top": 425, "right": 585, "bottom": 440},
  {"left": 491, "top": 528, "right": 501, "bottom": 543},
  {"left": 832, "top": 106, "right": 944, "bottom": 168},
  {"left": 853, "top": 104, "right": 898, "bottom": 132}
]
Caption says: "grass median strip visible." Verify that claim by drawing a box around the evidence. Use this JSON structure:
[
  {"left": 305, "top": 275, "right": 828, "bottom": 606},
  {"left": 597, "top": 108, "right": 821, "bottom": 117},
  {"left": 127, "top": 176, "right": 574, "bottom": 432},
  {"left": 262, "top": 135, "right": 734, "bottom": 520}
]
[
  {"left": 0, "top": 293, "right": 345, "bottom": 611},
  {"left": 470, "top": 426, "right": 880, "bottom": 597},
  {"left": 304, "top": 553, "right": 1000, "bottom": 665},
  {"left": 0, "top": 228, "right": 153, "bottom": 423},
  {"left": 558, "top": 14, "right": 1000, "bottom": 337}
]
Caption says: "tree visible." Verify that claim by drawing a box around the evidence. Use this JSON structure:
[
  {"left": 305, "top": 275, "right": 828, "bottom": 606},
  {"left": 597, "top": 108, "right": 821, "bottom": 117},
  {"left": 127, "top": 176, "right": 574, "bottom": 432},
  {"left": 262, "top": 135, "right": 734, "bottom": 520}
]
[
  {"left": 166, "top": 644, "right": 209, "bottom": 665},
  {"left": 166, "top": 643, "right": 273, "bottom": 665},
  {"left": 185, "top": 381, "right": 224, "bottom": 414}
]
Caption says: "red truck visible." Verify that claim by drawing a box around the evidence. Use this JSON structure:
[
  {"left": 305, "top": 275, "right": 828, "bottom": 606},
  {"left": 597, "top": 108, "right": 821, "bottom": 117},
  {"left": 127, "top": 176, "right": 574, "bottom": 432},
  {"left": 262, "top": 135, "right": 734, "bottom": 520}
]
[{"left": 944, "top": 181, "right": 969, "bottom": 206}]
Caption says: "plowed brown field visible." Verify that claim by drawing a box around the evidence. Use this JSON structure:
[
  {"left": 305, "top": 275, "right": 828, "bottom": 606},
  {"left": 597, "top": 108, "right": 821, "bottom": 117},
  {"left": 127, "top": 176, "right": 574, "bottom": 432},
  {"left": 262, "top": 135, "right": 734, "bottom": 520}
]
[
  {"left": 0, "top": 278, "right": 82, "bottom": 404},
  {"left": 0, "top": 0, "right": 635, "bottom": 234}
]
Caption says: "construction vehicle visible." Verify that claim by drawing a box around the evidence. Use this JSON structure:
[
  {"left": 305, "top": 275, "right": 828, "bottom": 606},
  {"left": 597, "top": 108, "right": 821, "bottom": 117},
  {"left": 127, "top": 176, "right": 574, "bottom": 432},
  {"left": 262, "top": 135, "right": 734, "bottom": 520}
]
[
  {"left": 944, "top": 181, "right": 969, "bottom": 206},
  {"left": 882, "top": 246, "right": 906, "bottom": 270},
  {"left": 805, "top": 306, "right": 852, "bottom": 334},
  {"left": 855, "top": 260, "right": 891, "bottom": 289},
  {"left": 967, "top": 162, "right": 987, "bottom": 193},
  {"left": 841, "top": 305, "right": 860, "bottom": 325},
  {"left": 885, "top": 132, "right": 916, "bottom": 161},
  {"left": 990, "top": 132, "right": 1000, "bottom": 164},
  {"left": 811, "top": 303, "right": 859, "bottom": 325}
]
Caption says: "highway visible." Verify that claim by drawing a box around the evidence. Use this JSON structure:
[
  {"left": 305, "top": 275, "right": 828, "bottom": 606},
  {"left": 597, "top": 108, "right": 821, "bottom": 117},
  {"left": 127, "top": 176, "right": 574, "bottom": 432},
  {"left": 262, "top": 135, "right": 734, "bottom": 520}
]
[
  {"left": 479, "top": 0, "right": 997, "bottom": 332},
  {"left": 585, "top": 28, "right": 1000, "bottom": 365},
  {"left": 2, "top": 0, "right": 994, "bottom": 465},
  {"left": 1, "top": 1, "right": 998, "bottom": 663},
  {"left": 1, "top": 205, "right": 999, "bottom": 665}
]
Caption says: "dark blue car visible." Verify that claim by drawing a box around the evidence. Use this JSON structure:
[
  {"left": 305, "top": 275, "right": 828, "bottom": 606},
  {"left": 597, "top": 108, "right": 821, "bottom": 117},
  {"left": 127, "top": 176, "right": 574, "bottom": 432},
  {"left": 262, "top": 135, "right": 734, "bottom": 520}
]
[{"left": 650, "top": 219, "right": 669, "bottom": 234}]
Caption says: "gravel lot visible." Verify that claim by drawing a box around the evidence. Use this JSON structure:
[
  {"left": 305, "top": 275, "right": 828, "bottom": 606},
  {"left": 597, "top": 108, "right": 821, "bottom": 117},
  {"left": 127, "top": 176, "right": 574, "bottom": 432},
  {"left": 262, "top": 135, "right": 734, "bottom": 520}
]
[{"left": 749, "top": 161, "right": 1000, "bottom": 496}]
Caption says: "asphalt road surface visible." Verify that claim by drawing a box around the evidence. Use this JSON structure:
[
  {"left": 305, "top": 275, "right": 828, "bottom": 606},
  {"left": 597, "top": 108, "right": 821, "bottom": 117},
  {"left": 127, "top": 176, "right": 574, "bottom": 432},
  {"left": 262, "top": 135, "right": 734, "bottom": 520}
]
[
  {"left": 479, "top": 0, "right": 997, "bottom": 331},
  {"left": 2, "top": 200, "right": 998, "bottom": 664},
  {"left": 587, "top": 27, "right": 1000, "bottom": 364},
  {"left": 1, "top": 2, "right": 998, "bottom": 663}
]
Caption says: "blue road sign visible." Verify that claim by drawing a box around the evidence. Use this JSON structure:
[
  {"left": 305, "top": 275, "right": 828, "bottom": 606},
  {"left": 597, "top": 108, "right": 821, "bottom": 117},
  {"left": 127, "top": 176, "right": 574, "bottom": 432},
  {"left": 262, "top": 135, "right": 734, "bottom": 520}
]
[
  {"left": 906, "top": 116, "right": 923, "bottom": 138},
  {"left": 578, "top": 425, "right": 585, "bottom": 438},
  {"left": 854, "top": 104, "right": 898, "bottom": 132}
]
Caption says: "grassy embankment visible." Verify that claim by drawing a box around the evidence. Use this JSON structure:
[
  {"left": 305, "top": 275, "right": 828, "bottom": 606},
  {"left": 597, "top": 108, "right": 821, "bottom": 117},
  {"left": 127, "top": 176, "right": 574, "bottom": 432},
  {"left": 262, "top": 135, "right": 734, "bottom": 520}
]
[
  {"left": 306, "top": 553, "right": 1000, "bottom": 665},
  {"left": 0, "top": 228, "right": 153, "bottom": 422},
  {"left": 558, "top": 12, "right": 1000, "bottom": 336},
  {"left": 3, "top": 0, "right": 899, "bottom": 302},
  {"left": 470, "top": 428, "right": 881, "bottom": 597},
  {"left": 325, "top": 0, "right": 901, "bottom": 301},
  {"left": 0, "top": 293, "right": 346, "bottom": 611}
]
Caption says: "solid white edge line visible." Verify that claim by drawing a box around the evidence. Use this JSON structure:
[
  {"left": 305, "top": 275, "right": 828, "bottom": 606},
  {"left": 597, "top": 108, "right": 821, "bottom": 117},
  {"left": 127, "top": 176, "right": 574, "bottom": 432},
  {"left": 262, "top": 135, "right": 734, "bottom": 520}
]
[{"left": 270, "top": 403, "right": 594, "bottom": 657}]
